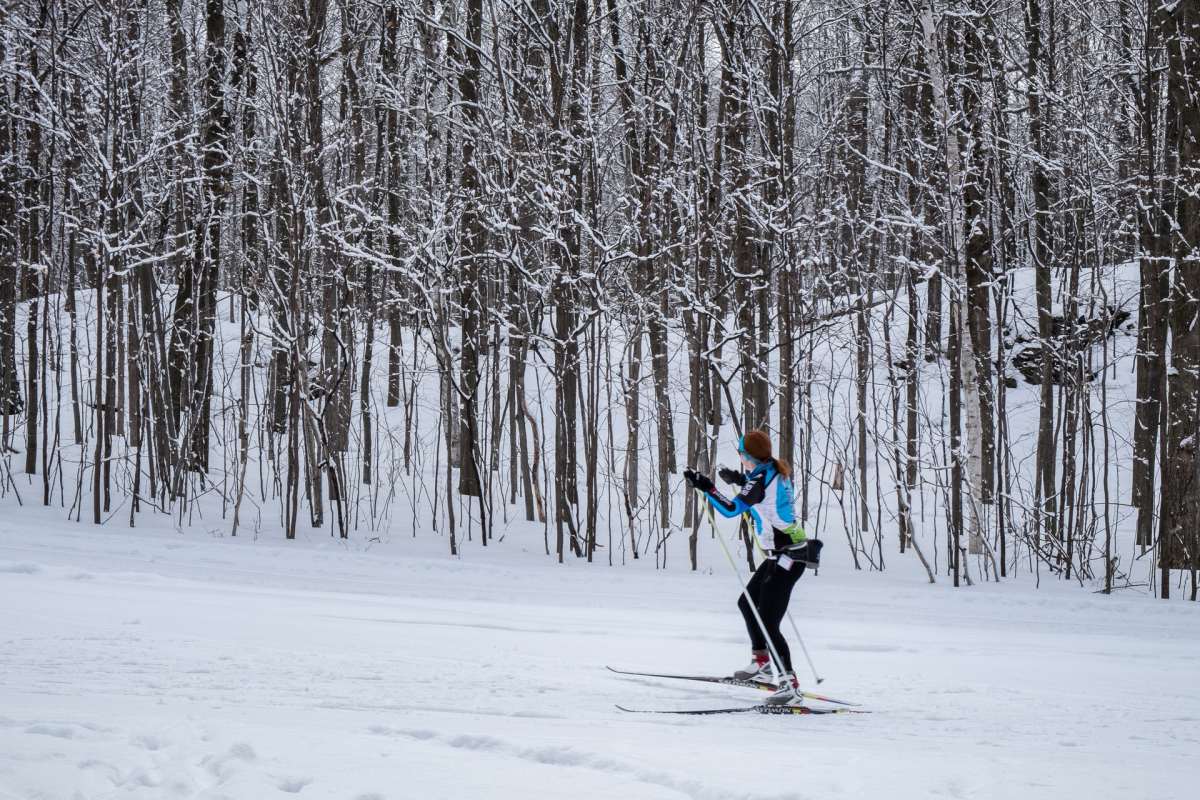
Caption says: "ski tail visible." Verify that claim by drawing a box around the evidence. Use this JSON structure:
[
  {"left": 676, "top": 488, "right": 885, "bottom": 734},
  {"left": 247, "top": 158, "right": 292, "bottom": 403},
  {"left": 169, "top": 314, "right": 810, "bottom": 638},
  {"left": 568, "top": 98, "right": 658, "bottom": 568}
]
[
  {"left": 605, "top": 666, "right": 774, "bottom": 692},
  {"left": 616, "top": 704, "right": 758, "bottom": 716},
  {"left": 797, "top": 690, "right": 862, "bottom": 707}
]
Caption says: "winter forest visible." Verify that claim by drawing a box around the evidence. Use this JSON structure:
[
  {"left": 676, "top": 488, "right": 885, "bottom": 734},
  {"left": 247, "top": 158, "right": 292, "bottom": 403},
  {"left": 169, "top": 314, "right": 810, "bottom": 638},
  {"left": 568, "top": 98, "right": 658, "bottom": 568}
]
[
  {"left": 5, "top": 1, "right": 1200, "bottom": 797},
  {"left": 1, "top": 0, "right": 1199, "bottom": 601}
]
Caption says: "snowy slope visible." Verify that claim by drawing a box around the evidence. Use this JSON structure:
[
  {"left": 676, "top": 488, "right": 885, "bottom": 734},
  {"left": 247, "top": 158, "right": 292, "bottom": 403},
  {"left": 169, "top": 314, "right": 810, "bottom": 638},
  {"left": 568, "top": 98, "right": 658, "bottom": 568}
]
[{"left": 3, "top": 508, "right": 1198, "bottom": 800}]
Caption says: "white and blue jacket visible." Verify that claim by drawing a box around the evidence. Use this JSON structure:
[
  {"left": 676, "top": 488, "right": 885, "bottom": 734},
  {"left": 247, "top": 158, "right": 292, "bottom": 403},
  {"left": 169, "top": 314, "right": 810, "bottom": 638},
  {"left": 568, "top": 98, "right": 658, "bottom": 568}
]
[{"left": 704, "top": 461, "right": 797, "bottom": 557}]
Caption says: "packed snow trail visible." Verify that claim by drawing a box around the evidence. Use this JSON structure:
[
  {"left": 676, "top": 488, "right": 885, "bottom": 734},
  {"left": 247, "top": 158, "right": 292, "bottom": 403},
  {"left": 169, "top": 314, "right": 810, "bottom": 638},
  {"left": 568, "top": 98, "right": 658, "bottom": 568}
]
[{"left": 2, "top": 509, "right": 1199, "bottom": 799}]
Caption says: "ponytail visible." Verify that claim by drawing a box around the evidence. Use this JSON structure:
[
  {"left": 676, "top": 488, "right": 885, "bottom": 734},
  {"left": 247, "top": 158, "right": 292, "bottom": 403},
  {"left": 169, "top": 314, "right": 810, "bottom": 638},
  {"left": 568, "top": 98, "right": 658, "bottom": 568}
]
[{"left": 774, "top": 458, "right": 791, "bottom": 479}]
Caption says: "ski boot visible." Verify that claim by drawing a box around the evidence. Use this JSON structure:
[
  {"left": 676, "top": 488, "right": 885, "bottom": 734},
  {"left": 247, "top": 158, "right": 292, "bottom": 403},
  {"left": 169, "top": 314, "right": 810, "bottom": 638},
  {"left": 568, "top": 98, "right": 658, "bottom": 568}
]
[
  {"left": 764, "top": 672, "right": 803, "bottom": 706},
  {"left": 732, "top": 652, "right": 772, "bottom": 682}
]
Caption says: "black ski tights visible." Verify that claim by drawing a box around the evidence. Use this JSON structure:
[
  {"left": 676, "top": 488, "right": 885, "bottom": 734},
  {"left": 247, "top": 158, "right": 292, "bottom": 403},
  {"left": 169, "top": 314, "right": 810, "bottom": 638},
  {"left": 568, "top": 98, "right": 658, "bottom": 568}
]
[{"left": 738, "top": 557, "right": 805, "bottom": 673}]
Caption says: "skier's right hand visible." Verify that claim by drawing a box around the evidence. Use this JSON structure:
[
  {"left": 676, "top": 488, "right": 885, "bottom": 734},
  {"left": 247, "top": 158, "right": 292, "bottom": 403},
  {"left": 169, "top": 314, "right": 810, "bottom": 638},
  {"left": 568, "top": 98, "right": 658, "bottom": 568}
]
[
  {"left": 718, "top": 467, "right": 746, "bottom": 487},
  {"left": 683, "top": 469, "right": 715, "bottom": 494}
]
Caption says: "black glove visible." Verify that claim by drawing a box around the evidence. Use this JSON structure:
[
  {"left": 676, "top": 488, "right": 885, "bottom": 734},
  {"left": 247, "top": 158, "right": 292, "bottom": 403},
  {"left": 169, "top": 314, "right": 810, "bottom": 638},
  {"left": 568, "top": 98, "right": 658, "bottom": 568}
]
[
  {"left": 683, "top": 469, "right": 715, "bottom": 494},
  {"left": 718, "top": 467, "right": 746, "bottom": 487}
]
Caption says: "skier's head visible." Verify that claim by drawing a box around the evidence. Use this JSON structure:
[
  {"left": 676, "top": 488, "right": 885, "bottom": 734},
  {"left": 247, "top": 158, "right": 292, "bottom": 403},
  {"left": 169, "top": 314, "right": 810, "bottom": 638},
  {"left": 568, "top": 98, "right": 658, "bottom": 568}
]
[
  {"left": 739, "top": 430, "right": 773, "bottom": 465},
  {"left": 739, "top": 430, "right": 791, "bottom": 478}
]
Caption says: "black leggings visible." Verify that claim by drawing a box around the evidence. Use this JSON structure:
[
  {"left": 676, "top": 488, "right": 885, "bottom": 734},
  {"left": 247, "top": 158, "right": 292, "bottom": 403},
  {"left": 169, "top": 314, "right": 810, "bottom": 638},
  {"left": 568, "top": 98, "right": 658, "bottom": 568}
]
[{"left": 738, "top": 557, "right": 805, "bottom": 673}]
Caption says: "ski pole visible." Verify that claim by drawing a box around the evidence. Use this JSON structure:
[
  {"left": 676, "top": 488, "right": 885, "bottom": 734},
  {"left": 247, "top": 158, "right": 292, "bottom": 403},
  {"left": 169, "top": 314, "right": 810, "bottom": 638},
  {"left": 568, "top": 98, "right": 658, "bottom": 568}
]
[
  {"left": 784, "top": 609, "right": 823, "bottom": 685},
  {"left": 699, "top": 489, "right": 787, "bottom": 682}
]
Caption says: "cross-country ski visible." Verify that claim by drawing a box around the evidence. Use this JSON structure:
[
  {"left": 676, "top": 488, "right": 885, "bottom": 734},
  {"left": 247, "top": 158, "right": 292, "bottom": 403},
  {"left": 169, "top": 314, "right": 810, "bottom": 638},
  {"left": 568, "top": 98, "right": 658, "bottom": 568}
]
[
  {"left": 605, "top": 666, "right": 862, "bottom": 706},
  {"left": 615, "top": 704, "right": 870, "bottom": 717}
]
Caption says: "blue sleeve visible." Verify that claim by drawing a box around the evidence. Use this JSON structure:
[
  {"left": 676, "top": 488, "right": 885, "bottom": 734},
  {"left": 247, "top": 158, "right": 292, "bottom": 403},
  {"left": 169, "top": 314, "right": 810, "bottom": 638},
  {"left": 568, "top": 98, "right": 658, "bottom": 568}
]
[
  {"left": 704, "top": 472, "right": 765, "bottom": 518},
  {"left": 705, "top": 490, "right": 751, "bottom": 518}
]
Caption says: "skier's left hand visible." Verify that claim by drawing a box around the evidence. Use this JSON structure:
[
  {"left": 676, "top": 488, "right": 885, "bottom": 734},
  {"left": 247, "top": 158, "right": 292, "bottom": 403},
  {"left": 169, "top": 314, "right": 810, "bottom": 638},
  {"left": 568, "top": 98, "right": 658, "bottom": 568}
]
[
  {"left": 683, "top": 469, "right": 715, "bottom": 494},
  {"left": 718, "top": 467, "right": 746, "bottom": 486}
]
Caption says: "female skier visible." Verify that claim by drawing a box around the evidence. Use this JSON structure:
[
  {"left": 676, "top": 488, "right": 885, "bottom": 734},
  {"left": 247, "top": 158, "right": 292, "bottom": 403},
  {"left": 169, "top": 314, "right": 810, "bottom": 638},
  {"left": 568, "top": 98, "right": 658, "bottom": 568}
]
[{"left": 684, "top": 430, "right": 819, "bottom": 706}]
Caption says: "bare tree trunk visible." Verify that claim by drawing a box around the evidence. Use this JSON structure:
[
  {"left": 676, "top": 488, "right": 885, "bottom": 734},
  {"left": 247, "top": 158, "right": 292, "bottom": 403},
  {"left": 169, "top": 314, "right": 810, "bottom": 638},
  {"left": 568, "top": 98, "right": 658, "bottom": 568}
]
[
  {"left": 919, "top": 1, "right": 978, "bottom": 584},
  {"left": 22, "top": 17, "right": 45, "bottom": 476},
  {"left": 1132, "top": 0, "right": 1169, "bottom": 550},
  {"left": 0, "top": 41, "right": 21, "bottom": 424},
  {"left": 1026, "top": 0, "right": 1059, "bottom": 546},
  {"left": 457, "top": 0, "right": 485, "bottom": 501},
  {"left": 1158, "top": 0, "right": 1200, "bottom": 584},
  {"left": 549, "top": 0, "right": 589, "bottom": 559},
  {"left": 960, "top": 5, "right": 996, "bottom": 555}
]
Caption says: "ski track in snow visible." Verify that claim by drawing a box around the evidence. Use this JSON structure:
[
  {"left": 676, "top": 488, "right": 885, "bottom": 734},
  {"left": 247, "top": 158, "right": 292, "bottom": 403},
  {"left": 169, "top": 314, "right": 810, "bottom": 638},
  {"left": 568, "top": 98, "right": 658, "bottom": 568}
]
[
  {"left": 367, "top": 724, "right": 801, "bottom": 800},
  {"left": 3, "top": 509, "right": 1200, "bottom": 799}
]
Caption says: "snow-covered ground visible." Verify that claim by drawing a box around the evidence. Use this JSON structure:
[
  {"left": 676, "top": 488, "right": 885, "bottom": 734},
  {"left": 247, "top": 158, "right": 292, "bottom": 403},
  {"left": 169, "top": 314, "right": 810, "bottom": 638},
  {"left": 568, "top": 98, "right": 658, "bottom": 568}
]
[
  {"left": 4, "top": 506, "right": 1198, "bottom": 800},
  {"left": 3, "top": 263, "right": 1194, "bottom": 798}
]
